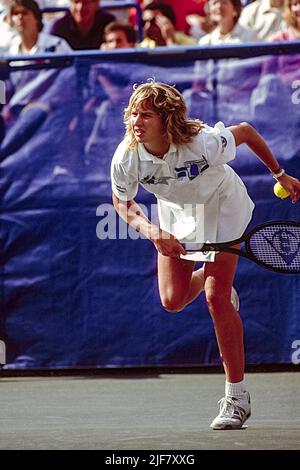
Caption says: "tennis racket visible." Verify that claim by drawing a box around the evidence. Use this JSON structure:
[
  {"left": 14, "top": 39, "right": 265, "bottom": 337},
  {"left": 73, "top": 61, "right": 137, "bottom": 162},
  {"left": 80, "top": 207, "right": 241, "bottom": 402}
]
[{"left": 183, "top": 221, "right": 300, "bottom": 274}]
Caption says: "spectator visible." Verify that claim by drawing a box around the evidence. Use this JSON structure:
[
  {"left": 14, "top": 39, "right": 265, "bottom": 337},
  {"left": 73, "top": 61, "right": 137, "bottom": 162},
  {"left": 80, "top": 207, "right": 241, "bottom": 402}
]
[
  {"left": 199, "top": 0, "right": 258, "bottom": 44},
  {"left": 101, "top": 20, "right": 137, "bottom": 49},
  {"left": 143, "top": 0, "right": 177, "bottom": 25},
  {"left": 129, "top": 0, "right": 175, "bottom": 29},
  {"left": 186, "top": 6, "right": 216, "bottom": 41},
  {"left": 8, "top": 0, "right": 71, "bottom": 54},
  {"left": 3, "top": 0, "right": 71, "bottom": 137},
  {"left": 270, "top": 0, "right": 300, "bottom": 40},
  {"left": 0, "top": 0, "right": 17, "bottom": 52},
  {"left": 140, "top": 1, "right": 197, "bottom": 46},
  {"left": 239, "top": 0, "right": 287, "bottom": 41},
  {"left": 49, "top": 0, "right": 115, "bottom": 50}
]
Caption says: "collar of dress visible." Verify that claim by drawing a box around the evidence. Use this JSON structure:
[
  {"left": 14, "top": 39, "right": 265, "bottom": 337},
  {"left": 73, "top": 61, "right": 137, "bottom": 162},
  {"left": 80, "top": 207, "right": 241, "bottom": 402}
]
[{"left": 137, "top": 143, "right": 177, "bottom": 164}]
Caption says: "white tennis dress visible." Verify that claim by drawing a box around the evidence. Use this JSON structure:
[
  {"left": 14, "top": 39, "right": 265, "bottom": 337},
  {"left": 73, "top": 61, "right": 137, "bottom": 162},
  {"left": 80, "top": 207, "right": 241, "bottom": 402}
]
[{"left": 111, "top": 122, "right": 255, "bottom": 246}]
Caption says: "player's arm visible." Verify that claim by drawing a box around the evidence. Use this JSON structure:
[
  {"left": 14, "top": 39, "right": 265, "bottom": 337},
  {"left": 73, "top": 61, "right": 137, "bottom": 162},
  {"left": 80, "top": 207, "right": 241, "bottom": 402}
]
[
  {"left": 228, "top": 122, "right": 300, "bottom": 203},
  {"left": 112, "top": 193, "right": 186, "bottom": 257}
]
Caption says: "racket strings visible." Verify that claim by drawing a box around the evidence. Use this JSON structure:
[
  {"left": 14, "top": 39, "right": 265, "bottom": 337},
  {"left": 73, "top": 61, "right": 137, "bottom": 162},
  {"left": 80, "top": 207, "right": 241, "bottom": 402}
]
[{"left": 249, "top": 225, "right": 300, "bottom": 273}]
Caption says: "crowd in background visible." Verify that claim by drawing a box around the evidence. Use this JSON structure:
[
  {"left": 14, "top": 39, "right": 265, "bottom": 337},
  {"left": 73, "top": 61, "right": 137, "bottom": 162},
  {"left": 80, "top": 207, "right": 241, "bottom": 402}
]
[
  {"left": 0, "top": 0, "right": 299, "bottom": 176},
  {"left": 0, "top": 0, "right": 299, "bottom": 55},
  {"left": 0, "top": 0, "right": 299, "bottom": 373}
]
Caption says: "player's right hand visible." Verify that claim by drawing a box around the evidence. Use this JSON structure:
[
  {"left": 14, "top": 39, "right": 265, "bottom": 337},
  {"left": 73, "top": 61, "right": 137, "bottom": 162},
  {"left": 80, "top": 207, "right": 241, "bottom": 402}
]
[{"left": 151, "top": 230, "right": 187, "bottom": 258}]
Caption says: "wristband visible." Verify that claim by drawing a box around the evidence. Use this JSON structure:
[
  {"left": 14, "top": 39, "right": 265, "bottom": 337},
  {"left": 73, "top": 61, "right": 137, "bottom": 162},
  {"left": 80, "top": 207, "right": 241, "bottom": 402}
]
[{"left": 271, "top": 168, "right": 285, "bottom": 180}]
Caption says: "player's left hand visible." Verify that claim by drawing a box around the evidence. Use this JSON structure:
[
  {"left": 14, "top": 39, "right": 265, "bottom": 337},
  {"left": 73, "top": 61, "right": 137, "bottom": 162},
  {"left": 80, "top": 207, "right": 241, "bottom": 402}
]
[{"left": 277, "top": 173, "right": 300, "bottom": 204}]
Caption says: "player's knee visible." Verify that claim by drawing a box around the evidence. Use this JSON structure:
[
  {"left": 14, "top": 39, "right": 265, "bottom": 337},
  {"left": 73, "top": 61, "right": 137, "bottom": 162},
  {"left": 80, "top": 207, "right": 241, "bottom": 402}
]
[
  {"left": 205, "top": 291, "right": 224, "bottom": 314},
  {"left": 161, "top": 294, "right": 186, "bottom": 313}
]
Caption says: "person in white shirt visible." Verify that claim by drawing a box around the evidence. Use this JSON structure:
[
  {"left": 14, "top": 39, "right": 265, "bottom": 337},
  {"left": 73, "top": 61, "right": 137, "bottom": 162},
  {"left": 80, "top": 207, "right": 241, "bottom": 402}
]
[
  {"left": 199, "top": 0, "right": 258, "bottom": 45},
  {"left": 8, "top": 0, "right": 71, "bottom": 54},
  {"left": 0, "top": 0, "right": 17, "bottom": 53},
  {"left": 3, "top": 0, "right": 71, "bottom": 127},
  {"left": 111, "top": 80, "right": 300, "bottom": 430},
  {"left": 239, "top": 0, "right": 287, "bottom": 41}
]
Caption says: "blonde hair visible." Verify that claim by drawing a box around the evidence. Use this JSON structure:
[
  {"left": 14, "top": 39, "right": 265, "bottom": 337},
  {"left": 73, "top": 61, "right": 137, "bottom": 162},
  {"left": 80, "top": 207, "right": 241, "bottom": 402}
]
[
  {"left": 284, "top": 0, "right": 300, "bottom": 30},
  {"left": 124, "top": 81, "right": 204, "bottom": 149}
]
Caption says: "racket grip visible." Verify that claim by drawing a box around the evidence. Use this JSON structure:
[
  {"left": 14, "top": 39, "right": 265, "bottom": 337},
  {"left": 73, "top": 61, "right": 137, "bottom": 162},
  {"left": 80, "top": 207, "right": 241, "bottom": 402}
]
[
  {"left": 183, "top": 242, "right": 205, "bottom": 252},
  {"left": 182, "top": 242, "right": 204, "bottom": 251}
]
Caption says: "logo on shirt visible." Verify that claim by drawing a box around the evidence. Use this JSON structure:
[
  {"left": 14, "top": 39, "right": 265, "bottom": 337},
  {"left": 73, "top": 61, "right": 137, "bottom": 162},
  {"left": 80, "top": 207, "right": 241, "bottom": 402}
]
[
  {"left": 140, "top": 175, "right": 171, "bottom": 185},
  {"left": 175, "top": 157, "right": 209, "bottom": 181},
  {"left": 140, "top": 157, "right": 209, "bottom": 186}
]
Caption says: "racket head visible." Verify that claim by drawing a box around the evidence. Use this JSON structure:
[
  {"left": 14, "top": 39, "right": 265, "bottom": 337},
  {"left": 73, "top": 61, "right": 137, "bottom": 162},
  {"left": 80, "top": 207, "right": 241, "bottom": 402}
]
[{"left": 246, "top": 221, "right": 300, "bottom": 274}]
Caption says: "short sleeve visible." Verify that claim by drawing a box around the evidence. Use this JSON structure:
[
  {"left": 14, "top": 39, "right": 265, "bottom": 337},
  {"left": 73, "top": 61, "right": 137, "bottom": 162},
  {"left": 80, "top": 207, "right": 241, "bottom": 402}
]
[
  {"left": 202, "top": 121, "right": 236, "bottom": 166},
  {"left": 110, "top": 144, "right": 139, "bottom": 201}
]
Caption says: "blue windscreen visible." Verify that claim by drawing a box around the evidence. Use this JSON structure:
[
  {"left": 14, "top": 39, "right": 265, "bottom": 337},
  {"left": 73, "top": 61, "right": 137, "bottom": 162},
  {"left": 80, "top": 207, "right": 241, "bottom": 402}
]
[{"left": 1, "top": 49, "right": 300, "bottom": 368}]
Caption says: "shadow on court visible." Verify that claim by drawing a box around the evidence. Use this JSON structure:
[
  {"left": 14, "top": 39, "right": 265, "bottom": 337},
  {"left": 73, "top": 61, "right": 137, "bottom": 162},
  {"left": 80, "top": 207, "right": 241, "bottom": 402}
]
[{"left": 0, "top": 372, "right": 299, "bottom": 450}]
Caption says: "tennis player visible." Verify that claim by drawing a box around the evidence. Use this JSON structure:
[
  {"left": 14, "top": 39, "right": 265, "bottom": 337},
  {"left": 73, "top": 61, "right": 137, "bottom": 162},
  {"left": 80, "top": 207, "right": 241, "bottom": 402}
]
[{"left": 111, "top": 80, "right": 300, "bottom": 430}]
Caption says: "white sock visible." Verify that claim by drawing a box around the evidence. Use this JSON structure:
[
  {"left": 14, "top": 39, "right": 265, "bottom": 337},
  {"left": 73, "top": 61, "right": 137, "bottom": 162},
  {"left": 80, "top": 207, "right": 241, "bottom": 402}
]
[{"left": 225, "top": 380, "right": 246, "bottom": 399}]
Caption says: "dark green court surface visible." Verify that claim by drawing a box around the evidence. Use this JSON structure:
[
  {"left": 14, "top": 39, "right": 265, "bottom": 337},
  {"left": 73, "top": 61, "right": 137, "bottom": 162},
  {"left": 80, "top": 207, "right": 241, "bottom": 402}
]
[{"left": 0, "top": 372, "right": 299, "bottom": 450}]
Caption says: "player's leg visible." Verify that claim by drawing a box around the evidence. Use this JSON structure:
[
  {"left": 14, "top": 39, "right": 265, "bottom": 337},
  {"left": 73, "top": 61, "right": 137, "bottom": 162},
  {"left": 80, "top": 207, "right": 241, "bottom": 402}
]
[
  {"left": 166, "top": 264, "right": 240, "bottom": 311},
  {"left": 204, "top": 247, "right": 251, "bottom": 430},
  {"left": 158, "top": 257, "right": 237, "bottom": 312},
  {"left": 204, "top": 248, "right": 243, "bottom": 382},
  {"left": 185, "top": 266, "right": 205, "bottom": 304},
  {"left": 157, "top": 253, "right": 196, "bottom": 312}
]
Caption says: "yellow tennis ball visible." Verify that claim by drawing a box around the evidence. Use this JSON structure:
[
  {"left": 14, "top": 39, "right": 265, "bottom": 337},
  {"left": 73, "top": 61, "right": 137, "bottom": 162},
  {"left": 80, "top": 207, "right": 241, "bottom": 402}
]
[{"left": 273, "top": 182, "right": 290, "bottom": 199}]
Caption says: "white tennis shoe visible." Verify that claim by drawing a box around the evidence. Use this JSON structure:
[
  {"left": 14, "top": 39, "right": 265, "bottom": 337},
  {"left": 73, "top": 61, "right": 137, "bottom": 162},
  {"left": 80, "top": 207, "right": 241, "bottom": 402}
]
[
  {"left": 231, "top": 286, "right": 240, "bottom": 311},
  {"left": 210, "top": 392, "right": 251, "bottom": 430}
]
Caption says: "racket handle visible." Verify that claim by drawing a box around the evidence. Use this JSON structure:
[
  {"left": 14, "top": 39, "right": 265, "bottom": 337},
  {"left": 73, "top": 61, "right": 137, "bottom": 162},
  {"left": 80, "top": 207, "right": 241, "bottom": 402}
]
[{"left": 182, "top": 242, "right": 205, "bottom": 252}]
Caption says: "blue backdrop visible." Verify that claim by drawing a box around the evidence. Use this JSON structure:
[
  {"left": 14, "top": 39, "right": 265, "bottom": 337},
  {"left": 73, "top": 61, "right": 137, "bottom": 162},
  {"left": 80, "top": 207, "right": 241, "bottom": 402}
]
[{"left": 1, "top": 47, "right": 300, "bottom": 368}]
